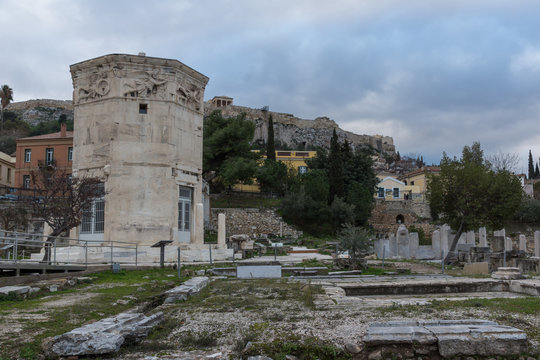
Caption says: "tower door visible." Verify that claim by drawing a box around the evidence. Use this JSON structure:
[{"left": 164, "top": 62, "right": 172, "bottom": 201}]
[{"left": 178, "top": 186, "right": 192, "bottom": 243}]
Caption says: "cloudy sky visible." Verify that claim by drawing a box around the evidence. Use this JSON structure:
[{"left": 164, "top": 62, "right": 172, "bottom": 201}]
[{"left": 2, "top": 0, "right": 540, "bottom": 171}]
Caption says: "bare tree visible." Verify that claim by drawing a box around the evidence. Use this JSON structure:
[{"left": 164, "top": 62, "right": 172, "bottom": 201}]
[
  {"left": 28, "top": 164, "right": 103, "bottom": 262},
  {"left": 486, "top": 151, "right": 520, "bottom": 174}
]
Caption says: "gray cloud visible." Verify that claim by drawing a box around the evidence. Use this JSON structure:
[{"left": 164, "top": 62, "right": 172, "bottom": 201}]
[{"left": 2, "top": 0, "right": 540, "bottom": 169}]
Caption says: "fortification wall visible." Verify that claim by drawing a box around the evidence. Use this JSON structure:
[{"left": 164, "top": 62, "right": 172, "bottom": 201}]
[{"left": 204, "top": 103, "right": 395, "bottom": 154}]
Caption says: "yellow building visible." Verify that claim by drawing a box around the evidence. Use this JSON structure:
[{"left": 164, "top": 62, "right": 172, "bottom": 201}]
[
  {"left": 399, "top": 166, "right": 440, "bottom": 200},
  {"left": 233, "top": 150, "right": 317, "bottom": 192},
  {"left": 0, "top": 151, "right": 16, "bottom": 189}
]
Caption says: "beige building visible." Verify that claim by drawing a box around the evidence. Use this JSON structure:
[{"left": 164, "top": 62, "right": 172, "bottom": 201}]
[
  {"left": 0, "top": 151, "right": 16, "bottom": 188},
  {"left": 70, "top": 53, "right": 209, "bottom": 247}
]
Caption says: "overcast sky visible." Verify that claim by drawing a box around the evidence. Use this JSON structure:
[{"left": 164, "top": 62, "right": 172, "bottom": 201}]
[{"left": 2, "top": 0, "right": 540, "bottom": 171}]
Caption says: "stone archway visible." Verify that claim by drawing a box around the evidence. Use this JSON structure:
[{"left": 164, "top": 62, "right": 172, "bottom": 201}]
[{"left": 396, "top": 214, "right": 405, "bottom": 224}]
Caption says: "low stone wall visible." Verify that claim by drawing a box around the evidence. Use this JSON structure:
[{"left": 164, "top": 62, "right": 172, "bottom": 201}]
[
  {"left": 369, "top": 200, "right": 434, "bottom": 235},
  {"left": 209, "top": 208, "right": 301, "bottom": 238}
]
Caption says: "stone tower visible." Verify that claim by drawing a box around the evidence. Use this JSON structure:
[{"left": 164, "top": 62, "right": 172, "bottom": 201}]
[{"left": 70, "top": 54, "right": 209, "bottom": 246}]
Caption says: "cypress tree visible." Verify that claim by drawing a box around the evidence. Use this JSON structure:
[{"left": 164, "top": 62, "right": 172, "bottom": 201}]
[
  {"left": 329, "top": 128, "right": 344, "bottom": 204},
  {"left": 528, "top": 150, "right": 534, "bottom": 179},
  {"left": 535, "top": 163, "right": 540, "bottom": 179},
  {"left": 266, "top": 114, "right": 276, "bottom": 161}
]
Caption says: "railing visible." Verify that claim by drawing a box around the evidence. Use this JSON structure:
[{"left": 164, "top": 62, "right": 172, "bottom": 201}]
[{"left": 0, "top": 230, "right": 139, "bottom": 267}]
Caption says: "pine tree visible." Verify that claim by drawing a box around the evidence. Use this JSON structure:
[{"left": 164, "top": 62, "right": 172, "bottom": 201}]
[
  {"left": 328, "top": 128, "right": 344, "bottom": 204},
  {"left": 528, "top": 150, "right": 534, "bottom": 180},
  {"left": 266, "top": 114, "right": 276, "bottom": 161}
]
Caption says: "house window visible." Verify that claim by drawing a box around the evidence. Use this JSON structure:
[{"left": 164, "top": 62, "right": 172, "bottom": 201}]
[
  {"left": 378, "top": 187, "right": 385, "bottom": 198},
  {"left": 277, "top": 151, "right": 291, "bottom": 157},
  {"left": 410, "top": 181, "right": 415, "bottom": 185},
  {"left": 24, "top": 149, "right": 31, "bottom": 163},
  {"left": 178, "top": 186, "right": 192, "bottom": 231},
  {"left": 139, "top": 104, "right": 148, "bottom": 114},
  {"left": 6, "top": 168, "right": 11, "bottom": 183},
  {"left": 68, "top": 147, "right": 73, "bottom": 161},
  {"left": 23, "top": 175, "right": 30, "bottom": 189},
  {"left": 81, "top": 184, "right": 105, "bottom": 234},
  {"left": 298, "top": 166, "right": 307, "bottom": 175},
  {"left": 393, "top": 187, "right": 400, "bottom": 198},
  {"left": 45, "top": 148, "right": 54, "bottom": 165}
]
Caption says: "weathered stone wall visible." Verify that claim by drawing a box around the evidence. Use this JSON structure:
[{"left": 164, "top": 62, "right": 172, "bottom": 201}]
[
  {"left": 209, "top": 208, "right": 301, "bottom": 238},
  {"left": 369, "top": 200, "right": 434, "bottom": 235},
  {"left": 71, "top": 53, "right": 208, "bottom": 246},
  {"left": 204, "top": 102, "right": 395, "bottom": 154},
  {"left": 6, "top": 99, "right": 74, "bottom": 126}
]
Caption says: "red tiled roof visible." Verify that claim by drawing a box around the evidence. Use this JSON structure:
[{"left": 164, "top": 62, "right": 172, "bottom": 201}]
[{"left": 17, "top": 131, "right": 73, "bottom": 141}]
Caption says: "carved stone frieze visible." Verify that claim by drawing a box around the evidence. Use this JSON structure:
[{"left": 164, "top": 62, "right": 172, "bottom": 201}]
[{"left": 73, "top": 60, "right": 204, "bottom": 113}]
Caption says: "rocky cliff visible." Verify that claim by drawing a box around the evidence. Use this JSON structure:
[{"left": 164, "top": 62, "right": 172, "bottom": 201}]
[
  {"left": 7, "top": 99, "right": 395, "bottom": 155},
  {"left": 204, "top": 102, "right": 395, "bottom": 154},
  {"left": 6, "top": 99, "right": 74, "bottom": 126}
]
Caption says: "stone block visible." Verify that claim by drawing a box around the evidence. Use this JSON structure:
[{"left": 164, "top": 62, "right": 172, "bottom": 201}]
[
  {"left": 164, "top": 276, "right": 209, "bottom": 304},
  {"left": 364, "top": 320, "right": 527, "bottom": 358},
  {"left": 48, "top": 311, "right": 163, "bottom": 356},
  {"left": 237, "top": 262, "right": 281, "bottom": 279},
  {"left": 519, "top": 234, "right": 527, "bottom": 252},
  {"left": 463, "top": 262, "right": 489, "bottom": 275},
  {"left": 492, "top": 267, "right": 523, "bottom": 280},
  {"left": 0, "top": 286, "right": 31, "bottom": 296}
]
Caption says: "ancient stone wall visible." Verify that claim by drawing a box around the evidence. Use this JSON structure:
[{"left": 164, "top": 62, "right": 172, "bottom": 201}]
[
  {"left": 204, "top": 102, "right": 395, "bottom": 154},
  {"left": 209, "top": 208, "right": 301, "bottom": 238},
  {"left": 369, "top": 200, "right": 434, "bottom": 235}
]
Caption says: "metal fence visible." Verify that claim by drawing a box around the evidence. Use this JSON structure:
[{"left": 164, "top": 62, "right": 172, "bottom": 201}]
[{"left": 0, "top": 230, "right": 140, "bottom": 267}]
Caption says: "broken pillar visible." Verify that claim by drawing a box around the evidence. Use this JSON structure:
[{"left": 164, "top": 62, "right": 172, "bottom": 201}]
[
  {"left": 505, "top": 237, "right": 513, "bottom": 252},
  {"left": 535, "top": 231, "right": 540, "bottom": 258},
  {"left": 217, "top": 213, "right": 226, "bottom": 247},
  {"left": 431, "top": 230, "right": 441, "bottom": 256},
  {"left": 479, "top": 227, "right": 487, "bottom": 247},
  {"left": 396, "top": 224, "right": 409, "bottom": 258},
  {"left": 519, "top": 234, "right": 527, "bottom": 252},
  {"left": 409, "top": 232, "right": 419, "bottom": 259},
  {"left": 466, "top": 231, "right": 475, "bottom": 245}
]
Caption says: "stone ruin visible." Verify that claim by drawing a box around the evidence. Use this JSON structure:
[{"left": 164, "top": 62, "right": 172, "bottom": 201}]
[{"left": 374, "top": 226, "right": 540, "bottom": 272}]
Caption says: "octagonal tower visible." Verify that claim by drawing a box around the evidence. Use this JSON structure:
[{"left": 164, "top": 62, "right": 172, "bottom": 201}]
[{"left": 70, "top": 53, "right": 208, "bottom": 246}]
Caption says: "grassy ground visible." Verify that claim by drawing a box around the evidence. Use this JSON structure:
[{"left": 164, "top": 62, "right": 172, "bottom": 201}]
[
  {"left": 1, "top": 266, "right": 539, "bottom": 359},
  {"left": 0, "top": 268, "right": 184, "bottom": 360}
]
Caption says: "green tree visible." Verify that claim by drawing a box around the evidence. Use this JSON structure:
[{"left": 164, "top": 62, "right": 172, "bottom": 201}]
[
  {"left": 266, "top": 114, "right": 276, "bottom": 161},
  {"left": 328, "top": 129, "right": 344, "bottom": 203},
  {"left": 338, "top": 224, "right": 372, "bottom": 269},
  {"left": 427, "top": 142, "right": 524, "bottom": 264},
  {"left": 203, "top": 110, "right": 258, "bottom": 190},
  {"left": 256, "top": 159, "right": 288, "bottom": 194},
  {"left": 347, "top": 181, "right": 374, "bottom": 226},
  {"left": 0, "top": 85, "right": 14, "bottom": 132},
  {"left": 535, "top": 163, "right": 540, "bottom": 179},
  {"left": 528, "top": 150, "right": 535, "bottom": 180}
]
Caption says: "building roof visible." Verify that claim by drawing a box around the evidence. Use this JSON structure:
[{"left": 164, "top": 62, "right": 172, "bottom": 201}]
[
  {"left": 17, "top": 131, "right": 73, "bottom": 141},
  {"left": 0, "top": 151, "right": 15, "bottom": 164},
  {"left": 402, "top": 166, "right": 441, "bottom": 178}
]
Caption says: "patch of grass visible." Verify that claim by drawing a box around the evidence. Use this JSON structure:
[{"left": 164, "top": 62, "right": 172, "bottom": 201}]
[
  {"left": 244, "top": 334, "right": 351, "bottom": 360},
  {"left": 430, "top": 297, "right": 540, "bottom": 315},
  {"left": 211, "top": 195, "right": 280, "bottom": 209},
  {"left": 0, "top": 268, "right": 184, "bottom": 359},
  {"left": 300, "top": 258, "right": 331, "bottom": 268},
  {"left": 297, "top": 233, "right": 335, "bottom": 249},
  {"left": 178, "top": 330, "right": 220, "bottom": 349}
]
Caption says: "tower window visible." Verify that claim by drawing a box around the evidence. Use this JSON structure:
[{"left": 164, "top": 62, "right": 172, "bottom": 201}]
[{"left": 139, "top": 104, "right": 148, "bottom": 114}]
